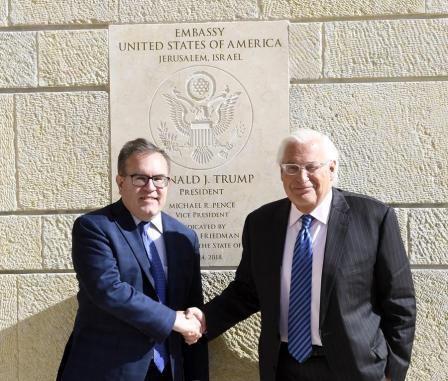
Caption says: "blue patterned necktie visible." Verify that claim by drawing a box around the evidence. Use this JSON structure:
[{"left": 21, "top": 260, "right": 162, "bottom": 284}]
[
  {"left": 139, "top": 221, "right": 168, "bottom": 373},
  {"left": 288, "top": 214, "right": 314, "bottom": 363}
]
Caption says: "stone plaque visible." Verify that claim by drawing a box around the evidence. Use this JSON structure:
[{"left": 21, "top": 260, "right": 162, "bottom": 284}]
[{"left": 110, "top": 21, "right": 289, "bottom": 267}]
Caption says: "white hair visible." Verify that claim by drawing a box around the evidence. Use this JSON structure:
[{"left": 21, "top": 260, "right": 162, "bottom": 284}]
[{"left": 276, "top": 128, "right": 340, "bottom": 185}]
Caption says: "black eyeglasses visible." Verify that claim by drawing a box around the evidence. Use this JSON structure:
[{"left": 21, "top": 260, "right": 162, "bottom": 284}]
[{"left": 126, "top": 174, "right": 171, "bottom": 188}]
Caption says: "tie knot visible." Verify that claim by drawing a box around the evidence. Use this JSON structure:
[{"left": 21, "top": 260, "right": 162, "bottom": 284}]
[
  {"left": 301, "top": 214, "right": 313, "bottom": 229},
  {"left": 138, "top": 221, "right": 150, "bottom": 233}
]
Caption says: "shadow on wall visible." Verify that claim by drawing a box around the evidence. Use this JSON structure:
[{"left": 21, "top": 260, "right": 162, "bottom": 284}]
[
  {"left": 209, "top": 329, "right": 259, "bottom": 381},
  {"left": 20, "top": 297, "right": 77, "bottom": 381},
  {"left": 0, "top": 296, "right": 77, "bottom": 381},
  {"left": 0, "top": 324, "right": 18, "bottom": 380}
]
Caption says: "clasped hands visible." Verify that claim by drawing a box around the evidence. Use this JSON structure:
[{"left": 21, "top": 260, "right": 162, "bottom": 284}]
[{"left": 173, "top": 308, "right": 206, "bottom": 345}]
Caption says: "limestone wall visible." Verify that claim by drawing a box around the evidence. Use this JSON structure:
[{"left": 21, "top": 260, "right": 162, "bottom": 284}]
[{"left": 0, "top": 1, "right": 447, "bottom": 380}]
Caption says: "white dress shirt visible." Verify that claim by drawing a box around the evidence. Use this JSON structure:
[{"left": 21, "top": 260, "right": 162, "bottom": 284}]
[
  {"left": 132, "top": 213, "right": 168, "bottom": 283},
  {"left": 279, "top": 189, "right": 333, "bottom": 345}
]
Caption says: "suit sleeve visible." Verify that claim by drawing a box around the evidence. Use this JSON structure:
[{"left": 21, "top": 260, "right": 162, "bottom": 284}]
[
  {"left": 203, "top": 215, "right": 260, "bottom": 339},
  {"left": 183, "top": 232, "right": 209, "bottom": 381},
  {"left": 72, "top": 215, "right": 176, "bottom": 342},
  {"left": 376, "top": 207, "right": 416, "bottom": 381}
]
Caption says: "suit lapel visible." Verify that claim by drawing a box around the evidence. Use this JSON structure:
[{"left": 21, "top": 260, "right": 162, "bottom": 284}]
[
  {"left": 271, "top": 199, "right": 291, "bottom": 269},
  {"left": 268, "top": 199, "right": 291, "bottom": 326},
  {"left": 319, "top": 188, "right": 350, "bottom": 327},
  {"left": 111, "top": 200, "right": 152, "bottom": 283}
]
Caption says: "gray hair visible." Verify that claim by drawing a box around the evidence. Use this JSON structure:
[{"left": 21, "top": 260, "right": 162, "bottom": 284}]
[
  {"left": 276, "top": 128, "right": 339, "bottom": 184},
  {"left": 117, "top": 138, "right": 171, "bottom": 175}
]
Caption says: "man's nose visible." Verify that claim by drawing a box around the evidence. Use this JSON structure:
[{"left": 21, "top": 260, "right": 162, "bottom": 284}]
[
  {"left": 295, "top": 168, "right": 310, "bottom": 182},
  {"left": 143, "top": 179, "right": 157, "bottom": 191}
]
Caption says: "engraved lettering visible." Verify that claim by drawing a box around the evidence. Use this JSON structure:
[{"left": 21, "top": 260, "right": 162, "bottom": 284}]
[
  {"left": 213, "top": 174, "right": 255, "bottom": 184},
  {"left": 227, "top": 38, "right": 281, "bottom": 49},
  {"left": 175, "top": 27, "right": 225, "bottom": 38}
]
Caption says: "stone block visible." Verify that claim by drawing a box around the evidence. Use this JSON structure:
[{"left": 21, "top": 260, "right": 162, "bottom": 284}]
[
  {"left": 409, "top": 209, "right": 448, "bottom": 265},
  {"left": 119, "top": 0, "right": 258, "bottom": 22},
  {"left": 18, "top": 274, "right": 78, "bottom": 381},
  {"left": 427, "top": 0, "right": 448, "bottom": 13},
  {"left": 290, "top": 82, "right": 448, "bottom": 203},
  {"left": 325, "top": 19, "right": 448, "bottom": 78},
  {"left": 0, "top": 95, "right": 16, "bottom": 211},
  {"left": 16, "top": 92, "right": 109, "bottom": 210},
  {"left": 0, "top": 0, "right": 7, "bottom": 26},
  {"left": 42, "top": 214, "right": 78, "bottom": 269},
  {"left": 408, "top": 270, "right": 448, "bottom": 381},
  {"left": 394, "top": 208, "right": 408, "bottom": 253},
  {"left": 202, "top": 271, "right": 259, "bottom": 381},
  {"left": 0, "top": 32, "right": 37, "bottom": 88},
  {"left": 289, "top": 23, "right": 322, "bottom": 80},
  {"left": 10, "top": 0, "right": 118, "bottom": 25},
  {"left": 39, "top": 30, "right": 108, "bottom": 87},
  {"left": 262, "top": 0, "right": 424, "bottom": 19},
  {"left": 0, "top": 216, "right": 42, "bottom": 270},
  {"left": 0, "top": 275, "right": 18, "bottom": 381}
]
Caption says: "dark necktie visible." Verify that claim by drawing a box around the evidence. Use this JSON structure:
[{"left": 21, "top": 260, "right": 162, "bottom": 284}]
[
  {"left": 139, "top": 221, "right": 168, "bottom": 373},
  {"left": 288, "top": 214, "right": 314, "bottom": 363}
]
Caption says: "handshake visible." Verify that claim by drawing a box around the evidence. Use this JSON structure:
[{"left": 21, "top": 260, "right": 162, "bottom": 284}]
[{"left": 173, "top": 307, "right": 206, "bottom": 345}]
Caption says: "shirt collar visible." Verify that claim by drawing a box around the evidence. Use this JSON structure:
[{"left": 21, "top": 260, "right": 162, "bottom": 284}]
[
  {"left": 288, "top": 188, "right": 333, "bottom": 228},
  {"left": 132, "top": 213, "right": 164, "bottom": 234}
]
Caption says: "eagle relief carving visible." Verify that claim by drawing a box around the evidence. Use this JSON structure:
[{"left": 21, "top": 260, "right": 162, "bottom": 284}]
[{"left": 150, "top": 66, "right": 252, "bottom": 170}]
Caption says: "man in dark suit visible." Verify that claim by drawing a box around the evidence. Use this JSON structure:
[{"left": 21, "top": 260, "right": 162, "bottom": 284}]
[
  {"left": 58, "top": 139, "right": 208, "bottom": 381},
  {"left": 187, "top": 128, "right": 416, "bottom": 381}
]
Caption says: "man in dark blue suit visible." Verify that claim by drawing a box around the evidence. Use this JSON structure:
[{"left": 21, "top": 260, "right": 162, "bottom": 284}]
[
  {"left": 187, "top": 128, "right": 416, "bottom": 381},
  {"left": 58, "top": 139, "right": 208, "bottom": 381}
]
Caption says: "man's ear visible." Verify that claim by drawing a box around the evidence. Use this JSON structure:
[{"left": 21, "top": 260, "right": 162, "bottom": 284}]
[
  {"left": 116, "top": 175, "right": 124, "bottom": 194},
  {"left": 329, "top": 161, "right": 336, "bottom": 179}
]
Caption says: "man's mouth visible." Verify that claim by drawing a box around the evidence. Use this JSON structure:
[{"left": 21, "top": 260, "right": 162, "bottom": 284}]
[
  {"left": 293, "top": 186, "right": 314, "bottom": 194},
  {"left": 140, "top": 195, "right": 158, "bottom": 201}
]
